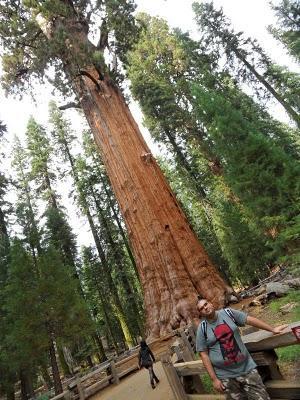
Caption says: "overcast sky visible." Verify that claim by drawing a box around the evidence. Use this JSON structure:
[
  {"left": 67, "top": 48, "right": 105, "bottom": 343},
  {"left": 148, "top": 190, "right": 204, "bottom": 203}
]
[{"left": 0, "top": 0, "right": 297, "bottom": 247}]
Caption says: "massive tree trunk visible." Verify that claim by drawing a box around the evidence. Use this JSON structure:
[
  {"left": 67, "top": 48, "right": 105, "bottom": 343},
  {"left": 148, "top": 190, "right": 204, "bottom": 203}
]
[{"left": 37, "top": 13, "right": 231, "bottom": 338}]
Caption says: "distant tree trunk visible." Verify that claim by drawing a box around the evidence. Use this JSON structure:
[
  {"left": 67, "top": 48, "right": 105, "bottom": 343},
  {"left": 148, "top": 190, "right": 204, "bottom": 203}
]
[
  {"left": 59, "top": 136, "right": 134, "bottom": 346},
  {"left": 90, "top": 186, "right": 143, "bottom": 334},
  {"left": 20, "top": 370, "right": 34, "bottom": 400},
  {"left": 49, "top": 338, "right": 63, "bottom": 395},
  {"left": 6, "top": 386, "right": 15, "bottom": 400},
  {"left": 234, "top": 50, "right": 300, "bottom": 127},
  {"left": 37, "top": 13, "right": 231, "bottom": 339},
  {"left": 40, "top": 363, "right": 52, "bottom": 390},
  {"left": 0, "top": 206, "right": 8, "bottom": 237},
  {"left": 90, "top": 150, "right": 139, "bottom": 278},
  {"left": 86, "top": 356, "right": 93, "bottom": 368},
  {"left": 57, "top": 345, "right": 72, "bottom": 377},
  {"left": 93, "top": 333, "right": 107, "bottom": 362}
]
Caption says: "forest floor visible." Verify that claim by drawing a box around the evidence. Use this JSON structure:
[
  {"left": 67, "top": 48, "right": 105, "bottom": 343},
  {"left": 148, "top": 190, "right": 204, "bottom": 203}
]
[{"left": 91, "top": 290, "right": 299, "bottom": 400}]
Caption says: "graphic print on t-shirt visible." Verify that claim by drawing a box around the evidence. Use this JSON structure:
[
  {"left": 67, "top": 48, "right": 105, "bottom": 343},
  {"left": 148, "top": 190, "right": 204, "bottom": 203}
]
[{"left": 213, "top": 320, "right": 246, "bottom": 366}]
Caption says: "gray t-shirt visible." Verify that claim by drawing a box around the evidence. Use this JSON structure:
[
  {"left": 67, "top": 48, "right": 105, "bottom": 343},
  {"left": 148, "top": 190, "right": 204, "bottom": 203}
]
[{"left": 196, "top": 308, "right": 256, "bottom": 379}]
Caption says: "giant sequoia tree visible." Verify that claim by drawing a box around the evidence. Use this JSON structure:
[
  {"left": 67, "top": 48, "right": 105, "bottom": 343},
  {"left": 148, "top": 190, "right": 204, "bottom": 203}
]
[{"left": 0, "top": 1, "right": 230, "bottom": 337}]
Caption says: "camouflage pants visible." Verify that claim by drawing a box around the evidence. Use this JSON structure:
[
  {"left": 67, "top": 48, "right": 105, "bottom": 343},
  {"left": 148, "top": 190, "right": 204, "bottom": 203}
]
[{"left": 221, "top": 369, "right": 270, "bottom": 400}]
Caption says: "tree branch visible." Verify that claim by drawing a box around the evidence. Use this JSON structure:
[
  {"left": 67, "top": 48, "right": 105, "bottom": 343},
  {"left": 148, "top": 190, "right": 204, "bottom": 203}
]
[{"left": 58, "top": 102, "right": 81, "bottom": 110}]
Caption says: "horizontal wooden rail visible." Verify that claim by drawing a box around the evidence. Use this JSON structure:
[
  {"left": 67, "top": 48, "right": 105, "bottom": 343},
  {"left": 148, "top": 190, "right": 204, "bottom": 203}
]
[
  {"left": 115, "top": 352, "right": 138, "bottom": 367},
  {"left": 187, "top": 395, "right": 226, "bottom": 400},
  {"left": 243, "top": 321, "right": 299, "bottom": 352},
  {"left": 265, "top": 379, "right": 300, "bottom": 399},
  {"left": 51, "top": 391, "right": 71, "bottom": 400},
  {"left": 174, "top": 360, "right": 205, "bottom": 377},
  {"left": 84, "top": 376, "right": 111, "bottom": 398}
]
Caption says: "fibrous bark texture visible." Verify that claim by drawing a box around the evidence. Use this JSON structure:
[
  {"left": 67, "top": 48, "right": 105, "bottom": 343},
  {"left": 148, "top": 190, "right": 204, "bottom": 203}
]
[
  {"left": 73, "top": 71, "right": 230, "bottom": 337},
  {"left": 38, "top": 15, "right": 231, "bottom": 338}
]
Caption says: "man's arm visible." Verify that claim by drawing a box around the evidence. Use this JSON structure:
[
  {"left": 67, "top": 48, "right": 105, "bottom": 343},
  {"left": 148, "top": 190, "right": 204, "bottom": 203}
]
[
  {"left": 246, "top": 316, "right": 288, "bottom": 334},
  {"left": 199, "top": 351, "right": 225, "bottom": 393}
]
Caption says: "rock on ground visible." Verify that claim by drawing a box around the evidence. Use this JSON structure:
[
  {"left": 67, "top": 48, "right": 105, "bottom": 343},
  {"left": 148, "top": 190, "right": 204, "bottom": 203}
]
[{"left": 266, "top": 282, "right": 290, "bottom": 297}]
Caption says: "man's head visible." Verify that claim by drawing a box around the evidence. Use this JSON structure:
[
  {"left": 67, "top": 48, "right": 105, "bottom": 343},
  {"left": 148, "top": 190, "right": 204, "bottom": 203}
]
[{"left": 197, "top": 297, "right": 215, "bottom": 318}]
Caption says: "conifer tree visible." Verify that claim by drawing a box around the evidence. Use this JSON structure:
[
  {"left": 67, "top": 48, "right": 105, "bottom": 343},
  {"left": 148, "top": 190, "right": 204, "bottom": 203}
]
[
  {"left": 0, "top": 123, "right": 17, "bottom": 400},
  {"left": 192, "top": 2, "right": 300, "bottom": 127},
  {"left": 0, "top": 0, "right": 229, "bottom": 337},
  {"left": 127, "top": 15, "right": 279, "bottom": 284},
  {"left": 12, "top": 137, "right": 42, "bottom": 261},
  {"left": 81, "top": 246, "right": 124, "bottom": 353},
  {"left": 26, "top": 116, "right": 108, "bottom": 361},
  {"left": 191, "top": 82, "right": 300, "bottom": 262},
  {"left": 269, "top": 0, "right": 300, "bottom": 63},
  {"left": 48, "top": 103, "right": 137, "bottom": 345}
]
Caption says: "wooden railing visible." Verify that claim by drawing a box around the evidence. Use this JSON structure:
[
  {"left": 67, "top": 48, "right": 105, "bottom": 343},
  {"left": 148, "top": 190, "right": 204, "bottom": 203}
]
[
  {"left": 162, "top": 321, "right": 300, "bottom": 400},
  {"left": 48, "top": 332, "right": 176, "bottom": 400}
]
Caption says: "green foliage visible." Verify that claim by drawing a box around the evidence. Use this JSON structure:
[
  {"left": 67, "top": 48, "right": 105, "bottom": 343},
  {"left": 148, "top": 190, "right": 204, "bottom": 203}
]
[
  {"left": 192, "top": 2, "right": 300, "bottom": 125},
  {"left": 127, "top": 14, "right": 299, "bottom": 285},
  {"left": 2, "top": 239, "right": 93, "bottom": 389},
  {"left": 269, "top": 0, "right": 300, "bottom": 63},
  {"left": 201, "top": 372, "right": 214, "bottom": 393},
  {"left": 269, "top": 290, "right": 300, "bottom": 321},
  {"left": 0, "top": 0, "right": 140, "bottom": 95},
  {"left": 191, "top": 82, "right": 300, "bottom": 263},
  {"left": 276, "top": 344, "right": 300, "bottom": 362}
]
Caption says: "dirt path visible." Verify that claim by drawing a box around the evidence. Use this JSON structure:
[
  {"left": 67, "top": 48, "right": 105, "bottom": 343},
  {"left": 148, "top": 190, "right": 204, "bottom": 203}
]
[{"left": 91, "top": 362, "right": 174, "bottom": 400}]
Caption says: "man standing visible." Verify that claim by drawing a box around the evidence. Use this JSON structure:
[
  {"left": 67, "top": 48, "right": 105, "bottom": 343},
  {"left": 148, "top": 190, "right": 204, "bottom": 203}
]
[{"left": 196, "top": 298, "right": 288, "bottom": 399}]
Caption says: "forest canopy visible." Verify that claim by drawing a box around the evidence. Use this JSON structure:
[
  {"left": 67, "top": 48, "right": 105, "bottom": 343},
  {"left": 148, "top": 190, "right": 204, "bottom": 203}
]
[{"left": 0, "top": 0, "right": 299, "bottom": 398}]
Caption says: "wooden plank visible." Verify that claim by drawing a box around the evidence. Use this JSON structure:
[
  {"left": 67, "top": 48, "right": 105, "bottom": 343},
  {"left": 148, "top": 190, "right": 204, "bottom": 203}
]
[
  {"left": 187, "top": 395, "right": 226, "bottom": 400},
  {"left": 114, "top": 352, "right": 138, "bottom": 367},
  {"left": 51, "top": 391, "right": 70, "bottom": 400},
  {"left": 174, "top": 348, "right": 205, "bottom": 393},
  {"left": 251, "top": 350, "right": 283, "bottom": 380},
  {"left": 75, "top": 379, "right": 85, "bottom": 400},
  {"left": 110, "top": 360, "right": 120, "bottom": 385},
  {"left": 243, "top": 321, "right": 300, "bottom": 351},
  {"left": 83, "top": 376, "right": 111, "bottom": 399},
  {"left": 173, "top": 343, "right": 184, "bottom": 362},
  {"left": 180, "top": 330, "right": 195, "bottom": 359},
  {"left": 174, "top": 360, "right": 205, "bottom": 377},
  {"left": 187, "top": 326, "right": 196, "bottom": 345},
  {"left": 161, "top": 353, "right": 188, "bottom": 400},
  {"left": 79, "top": 361, "right": 110, "bottom": 382},
  {"left": 265, "top": 380, "right": 300, "bottom": 399}
]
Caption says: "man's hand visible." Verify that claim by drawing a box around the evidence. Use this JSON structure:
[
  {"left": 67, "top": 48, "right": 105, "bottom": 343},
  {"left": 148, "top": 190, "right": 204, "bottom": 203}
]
[
  {"left": 272, "top": 324, "right": 289, "bottom": 334},
  {"left": 213, "top": 378, "right": 225, "bottom": 393}
]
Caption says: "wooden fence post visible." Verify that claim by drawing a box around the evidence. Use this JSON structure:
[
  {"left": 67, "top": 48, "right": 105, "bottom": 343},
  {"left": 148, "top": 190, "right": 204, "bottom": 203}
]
[
  {"left": 110, "top": 360, "right": 120, "bottom": 385},
  {"left": 178, "top": 336, "right": 205, "bottom": 394},
  {"left": 75, "top": 378, "right": 85, "bottom": 400},
  {"left": 180, "top": 330, "right": 195, "bottom": 359},
  {"left": 161, "top": 353, "right": 188, "bottom": 400}
]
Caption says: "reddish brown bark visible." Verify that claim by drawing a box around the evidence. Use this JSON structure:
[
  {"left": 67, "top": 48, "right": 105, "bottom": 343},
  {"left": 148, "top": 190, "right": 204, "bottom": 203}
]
[
  {"left": 72, "top": 71, "right": 230, "bottom": 337},
  {"left": 38, "top": 13, "right": 231, "bottom": 338}
]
